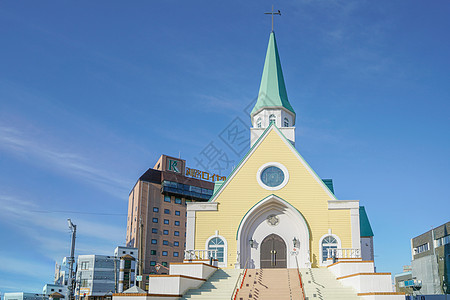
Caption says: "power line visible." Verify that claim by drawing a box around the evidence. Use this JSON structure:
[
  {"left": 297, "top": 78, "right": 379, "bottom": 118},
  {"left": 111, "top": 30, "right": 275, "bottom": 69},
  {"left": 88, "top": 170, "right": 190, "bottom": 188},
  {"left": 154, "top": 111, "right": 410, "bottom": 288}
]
[{"left": 28, "top": 209, "right": 126, "bottom": 216}]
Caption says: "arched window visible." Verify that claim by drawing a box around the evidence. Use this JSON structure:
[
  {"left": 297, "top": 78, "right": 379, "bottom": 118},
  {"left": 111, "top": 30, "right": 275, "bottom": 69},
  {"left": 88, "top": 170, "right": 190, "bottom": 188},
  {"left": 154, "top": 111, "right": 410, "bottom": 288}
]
[
  {"left": 256, "top": 117, "right": 262, "bottom": 128},
  {"left": 284, "top": 117, "right": 289, "bottom": 127},
  {"left": 321, "top": 236, "right": 338, "bottom": 263},
  {"left": 269, "top": 114, "right": 276, "bottom": 124},
  {"left": 207, "top": 237, "right": 225, "bottom": 263}
]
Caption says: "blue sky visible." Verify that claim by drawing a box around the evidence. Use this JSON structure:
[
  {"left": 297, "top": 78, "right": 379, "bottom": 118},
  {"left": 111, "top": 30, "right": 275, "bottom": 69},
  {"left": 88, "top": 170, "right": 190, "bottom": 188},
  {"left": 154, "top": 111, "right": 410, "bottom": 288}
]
[{"left": 1, "top": 0, "right": 449, "bottom": 293}]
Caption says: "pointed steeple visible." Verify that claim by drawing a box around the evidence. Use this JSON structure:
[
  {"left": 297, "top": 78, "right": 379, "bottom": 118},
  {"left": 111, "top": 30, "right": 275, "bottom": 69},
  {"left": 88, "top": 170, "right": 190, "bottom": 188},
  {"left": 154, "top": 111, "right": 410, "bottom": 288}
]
[{"left": 251, "top": 31, "right": 295, "bottom": 117}]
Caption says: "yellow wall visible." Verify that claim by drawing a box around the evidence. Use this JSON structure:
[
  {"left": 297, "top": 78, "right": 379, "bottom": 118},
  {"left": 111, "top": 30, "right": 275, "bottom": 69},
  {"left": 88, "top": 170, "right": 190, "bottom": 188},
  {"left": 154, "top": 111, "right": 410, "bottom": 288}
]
[{"left": 195, "top": 128, "right": 353, "bottom": 268}]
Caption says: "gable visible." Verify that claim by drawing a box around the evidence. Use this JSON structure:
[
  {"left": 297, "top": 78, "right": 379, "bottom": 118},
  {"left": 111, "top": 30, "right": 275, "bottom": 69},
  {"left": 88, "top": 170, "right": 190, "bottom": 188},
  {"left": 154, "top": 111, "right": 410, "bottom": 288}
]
[{"left": 210, "top": 124, "right": 337, "bottom": 205}]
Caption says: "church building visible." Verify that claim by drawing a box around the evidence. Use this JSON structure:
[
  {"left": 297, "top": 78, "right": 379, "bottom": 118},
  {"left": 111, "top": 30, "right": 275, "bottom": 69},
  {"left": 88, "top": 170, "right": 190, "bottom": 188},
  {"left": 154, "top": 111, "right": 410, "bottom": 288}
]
[
  {"left": 185, "top": 31, "right": 374, "bottom": 270},
  {"left": 114, "top": 28, "right": 404, "bottom": 300}
]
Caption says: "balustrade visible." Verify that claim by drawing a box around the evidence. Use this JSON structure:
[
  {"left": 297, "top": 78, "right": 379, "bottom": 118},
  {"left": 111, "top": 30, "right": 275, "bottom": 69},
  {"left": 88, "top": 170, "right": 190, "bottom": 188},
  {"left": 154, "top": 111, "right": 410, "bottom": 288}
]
[{"left": 184, "top": 249, "right": 218, "bottom": 260}]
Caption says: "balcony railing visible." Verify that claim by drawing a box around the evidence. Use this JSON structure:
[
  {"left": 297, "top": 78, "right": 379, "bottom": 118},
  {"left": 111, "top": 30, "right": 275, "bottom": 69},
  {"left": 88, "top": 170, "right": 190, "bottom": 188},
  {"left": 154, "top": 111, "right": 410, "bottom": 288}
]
[
  {"left": 327, "top": 248, "right": 361, "bottom": 260},
  {"left": 184, "top": 249, "right": 218, "bottom": 261}
]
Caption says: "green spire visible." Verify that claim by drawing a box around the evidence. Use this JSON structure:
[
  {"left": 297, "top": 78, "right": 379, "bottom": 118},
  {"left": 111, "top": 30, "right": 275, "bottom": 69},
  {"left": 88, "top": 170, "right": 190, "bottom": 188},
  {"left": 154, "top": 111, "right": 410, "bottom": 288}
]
[{"left": 251, "top": 31, "right": 295, "bottom": 116}]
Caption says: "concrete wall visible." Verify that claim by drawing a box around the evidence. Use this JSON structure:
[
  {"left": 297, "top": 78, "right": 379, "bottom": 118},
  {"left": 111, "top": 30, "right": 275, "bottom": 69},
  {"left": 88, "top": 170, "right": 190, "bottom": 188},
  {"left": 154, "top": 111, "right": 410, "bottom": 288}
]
[
  {"left": 412, "top": 254, "right": 440, "bottom": 294},
  {"left": 338, "top": 273, "right": 393, "bottom": 293},
  {"left": 361, "top": 237, "right": 374, "bottom": 261},
  {"left": 147, "top": 276, "right": 205, "bottom": 295},
  {"left": 169, "top": 263, "right": 216, "bottom": 280},
  {"left": 328, "top": 261, "right": 375, "bottom": 277}
]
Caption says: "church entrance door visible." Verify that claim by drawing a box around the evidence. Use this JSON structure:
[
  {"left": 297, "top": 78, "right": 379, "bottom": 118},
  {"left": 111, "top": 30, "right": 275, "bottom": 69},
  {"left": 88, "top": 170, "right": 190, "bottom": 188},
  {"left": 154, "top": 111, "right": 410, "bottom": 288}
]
[{"left": 260, "top": 234, "right": 287, "bottom": 268}]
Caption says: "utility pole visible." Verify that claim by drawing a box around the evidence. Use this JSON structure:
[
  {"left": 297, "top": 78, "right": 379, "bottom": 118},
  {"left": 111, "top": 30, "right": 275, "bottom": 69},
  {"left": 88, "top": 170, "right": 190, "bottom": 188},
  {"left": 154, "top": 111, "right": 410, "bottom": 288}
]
[
  {"left": 138, "top": 216, "right": 144, "bottom": 289},
  {"left": 114, "top": 256, "right": 117, "bottom": 293},
  {"left": 67, "top": 219, "right": 77, "bottom": 300}
]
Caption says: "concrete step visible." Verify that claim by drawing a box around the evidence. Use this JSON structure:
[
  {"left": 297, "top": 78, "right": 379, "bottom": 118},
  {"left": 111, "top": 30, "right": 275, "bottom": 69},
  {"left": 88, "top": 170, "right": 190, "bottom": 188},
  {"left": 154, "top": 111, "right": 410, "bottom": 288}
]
[
  {"left": 181, "top": 268, "right": 241, "bottom": 300},
  {"left": 300, "top": 268, "right": 360, "bottom": 300},
  {"left": 235, "top": 269, "right": 303, "bottom": 300}
]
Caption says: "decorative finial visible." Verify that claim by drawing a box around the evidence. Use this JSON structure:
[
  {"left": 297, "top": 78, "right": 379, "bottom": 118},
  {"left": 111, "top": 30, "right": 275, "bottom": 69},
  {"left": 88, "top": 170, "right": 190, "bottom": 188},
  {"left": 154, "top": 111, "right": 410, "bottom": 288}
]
[{"left": 264, "top": 5, "right": 281, "bottom": 32}]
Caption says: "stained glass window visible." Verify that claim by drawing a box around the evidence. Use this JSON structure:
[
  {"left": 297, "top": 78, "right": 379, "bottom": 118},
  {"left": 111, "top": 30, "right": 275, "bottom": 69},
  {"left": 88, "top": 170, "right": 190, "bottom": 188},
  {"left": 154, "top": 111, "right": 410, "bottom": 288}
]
[{"left": 261, "top": 166, "right": 284, "bottom": 187}]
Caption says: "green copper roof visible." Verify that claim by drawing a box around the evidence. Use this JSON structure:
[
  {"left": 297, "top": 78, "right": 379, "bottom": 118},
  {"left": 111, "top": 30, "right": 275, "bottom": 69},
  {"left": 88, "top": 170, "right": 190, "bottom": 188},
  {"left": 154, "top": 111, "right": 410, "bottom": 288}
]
[
  {"left": 251, "top": 32, "right": 295, "bottom": 116},
  {"left": 359, "top": 206, "right": 374, "bottom": 237},
  {"left": 322, "top": 179, "right": 334, "bottom": 194}
]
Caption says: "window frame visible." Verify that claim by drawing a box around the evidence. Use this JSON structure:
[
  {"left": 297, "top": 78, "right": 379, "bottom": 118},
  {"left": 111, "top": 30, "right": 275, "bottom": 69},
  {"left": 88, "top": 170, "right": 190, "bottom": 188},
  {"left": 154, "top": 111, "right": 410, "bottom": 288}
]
[
  {"left": 318, "top": 234, "right": 341, "bottom": 266},
  {"left": 205, "top": 234, "right": 228, "bottom": 268}
]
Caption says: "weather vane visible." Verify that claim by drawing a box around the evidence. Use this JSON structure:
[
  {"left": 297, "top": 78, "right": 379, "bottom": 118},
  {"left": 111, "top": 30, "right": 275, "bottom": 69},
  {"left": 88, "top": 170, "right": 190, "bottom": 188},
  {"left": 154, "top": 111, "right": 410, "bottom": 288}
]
[{"left": 264, "top": 5, "right": 281, "bottom": 32}]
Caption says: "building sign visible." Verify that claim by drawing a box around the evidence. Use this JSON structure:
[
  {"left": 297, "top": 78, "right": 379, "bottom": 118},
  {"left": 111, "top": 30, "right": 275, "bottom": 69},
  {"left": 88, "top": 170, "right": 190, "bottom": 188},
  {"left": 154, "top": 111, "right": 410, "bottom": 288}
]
[
  {"left": 166, "top": 158, "right": 181, "bottom": 174},
  {"left": 186, "top": 167, "right": 226, "bottom": 182},
  {"left": 136, "top": 275, "right": 142, "bottom": 282}
]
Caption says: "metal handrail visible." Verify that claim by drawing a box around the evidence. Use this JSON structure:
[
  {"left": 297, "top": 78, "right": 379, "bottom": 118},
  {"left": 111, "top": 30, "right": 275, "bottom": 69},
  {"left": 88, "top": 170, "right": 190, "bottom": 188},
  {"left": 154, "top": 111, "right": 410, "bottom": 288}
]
[
  {"left": 231, "top": 271, "right": 243, "bottom": 300},
  {"left": 231, "top": 258, "right": 249, "bottom": 300},
  {"left": 295, "top": 256, "right": 306, "bottom": 300}
]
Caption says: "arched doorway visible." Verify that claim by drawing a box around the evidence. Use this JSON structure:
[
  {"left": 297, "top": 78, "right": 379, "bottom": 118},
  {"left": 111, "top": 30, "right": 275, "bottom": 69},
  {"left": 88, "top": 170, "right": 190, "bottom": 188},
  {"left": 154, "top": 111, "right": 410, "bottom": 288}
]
[
  {"left": 260, "top": 234, "right": 287, "bottom": 268},
  {"left": 237, "top": 195, "right": 311, "bottom": 269}
]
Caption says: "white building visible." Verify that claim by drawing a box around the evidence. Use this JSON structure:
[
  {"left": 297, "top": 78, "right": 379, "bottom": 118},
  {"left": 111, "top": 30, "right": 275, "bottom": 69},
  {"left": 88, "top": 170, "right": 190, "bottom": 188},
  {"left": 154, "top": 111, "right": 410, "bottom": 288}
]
[
  {"left": 75, "top": 247, "right": 138, "bottom": 299},
  {"left": 42, "top": 285, "right": 67, "bottom": 298},
  {"left": 3, "top": 293, "right": 46, "bottom": 300}
]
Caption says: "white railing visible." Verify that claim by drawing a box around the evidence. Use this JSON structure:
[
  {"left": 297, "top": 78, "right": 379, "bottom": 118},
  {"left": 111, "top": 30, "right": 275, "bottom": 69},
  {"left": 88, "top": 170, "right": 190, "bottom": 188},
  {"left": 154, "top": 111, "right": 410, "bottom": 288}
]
[
  {"left": 327, "top": 248, "right": 361, "bottom": 260},
  {"left": 184, "top": 249, "right": 218, "bottom": 260}
]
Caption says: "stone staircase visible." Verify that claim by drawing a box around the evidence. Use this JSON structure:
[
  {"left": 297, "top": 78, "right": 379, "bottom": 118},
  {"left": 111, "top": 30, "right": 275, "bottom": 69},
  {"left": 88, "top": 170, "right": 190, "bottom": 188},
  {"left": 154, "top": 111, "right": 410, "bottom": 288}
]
[
  {"left": 300, "top": 268, "right": 360, "bottom": 300},
  {"left": 181, "top": 268, "right": 241, "bottom": 300},
  {"left": 235, "top": 269, "right": 304, "bottom": 300}
]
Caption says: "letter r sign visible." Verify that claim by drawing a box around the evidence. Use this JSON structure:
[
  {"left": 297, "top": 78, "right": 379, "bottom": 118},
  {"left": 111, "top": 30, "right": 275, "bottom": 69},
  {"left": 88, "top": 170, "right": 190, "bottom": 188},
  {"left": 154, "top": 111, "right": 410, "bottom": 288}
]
[{"left": 167, "top": 158, "right": 181, "bottom": 173}]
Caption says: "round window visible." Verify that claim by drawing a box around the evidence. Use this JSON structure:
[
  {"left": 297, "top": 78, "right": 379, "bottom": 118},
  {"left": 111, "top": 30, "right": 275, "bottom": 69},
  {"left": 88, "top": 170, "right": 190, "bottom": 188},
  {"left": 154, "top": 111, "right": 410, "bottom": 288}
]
[
  {"left": 257, "top": 162, "right": 289, "bottom": 190},
  {"left": 261, "top": 166, "right": 284, "bottom": 187}
]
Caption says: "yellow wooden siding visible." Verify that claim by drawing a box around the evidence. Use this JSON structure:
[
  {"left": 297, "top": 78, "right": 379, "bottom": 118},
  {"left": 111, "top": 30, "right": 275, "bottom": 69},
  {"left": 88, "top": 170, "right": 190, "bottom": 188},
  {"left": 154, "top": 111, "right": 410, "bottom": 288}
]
[{"left": 195, "top": 129, "right": 354, "bottom": 268}]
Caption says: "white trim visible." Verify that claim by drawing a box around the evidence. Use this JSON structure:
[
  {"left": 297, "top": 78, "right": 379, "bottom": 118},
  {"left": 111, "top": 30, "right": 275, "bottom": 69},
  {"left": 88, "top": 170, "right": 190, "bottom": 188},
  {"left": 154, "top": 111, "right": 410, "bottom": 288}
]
[
  {"left": 205, "top": 234, "right": 228, "bottom": 268},
  {"left": 318, "top": 233, "right": 342, "bottom": 266},
  {"left": 186, "top": 210, "right": 196, "bottom": 250},
  {"left": 328, "top": 201, "right": 360, "bottom": 249},
  {"left": 188, "top": 202, "right": 218, "bottom": 211},
  {"left": 256, "top": 162, "right": 289, "bottom": 191},
  {"left": 350, "top": 206, "right": 361, "bottom": 249},
  {"left": 186, "top": 202, "right": 218, "bottom": 250},
  {"left": 328, "top": 200, "right": 359, "bottom": 210},
  {"left": 251, "top": 105, "right": 296, "bottom": 126},
  {"left": 236, "top": 194, "right": 311, "bottom": 269}
]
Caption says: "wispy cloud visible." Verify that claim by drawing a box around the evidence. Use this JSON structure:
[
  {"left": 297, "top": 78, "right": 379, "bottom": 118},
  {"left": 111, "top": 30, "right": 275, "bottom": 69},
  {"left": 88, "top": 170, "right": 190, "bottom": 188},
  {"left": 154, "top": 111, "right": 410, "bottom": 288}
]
[
  {"left": 0, "top": 194, "right": 125, "bottom": 257},
  {"left": 194, "top": 94, "right": 244, "bottom": 114},
  {"left": 0, "top": 254, "right": 52, "bottom": 280},
  {"left": 0, "top": 125, "right": 131, "bottom": 198}
]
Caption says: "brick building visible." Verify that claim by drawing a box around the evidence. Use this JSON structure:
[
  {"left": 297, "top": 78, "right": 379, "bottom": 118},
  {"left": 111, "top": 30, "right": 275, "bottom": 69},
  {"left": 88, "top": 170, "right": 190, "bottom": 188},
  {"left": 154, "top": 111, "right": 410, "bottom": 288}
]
[{"left": 126, "top": 155, "right": 214, "bottom": 281}]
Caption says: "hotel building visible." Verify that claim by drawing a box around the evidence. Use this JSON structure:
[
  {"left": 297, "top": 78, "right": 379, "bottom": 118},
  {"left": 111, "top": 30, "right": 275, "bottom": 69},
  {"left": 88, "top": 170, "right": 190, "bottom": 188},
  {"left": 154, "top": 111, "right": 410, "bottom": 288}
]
[{"left": 126, "top": 155, "right": 214, "bottom": 278}]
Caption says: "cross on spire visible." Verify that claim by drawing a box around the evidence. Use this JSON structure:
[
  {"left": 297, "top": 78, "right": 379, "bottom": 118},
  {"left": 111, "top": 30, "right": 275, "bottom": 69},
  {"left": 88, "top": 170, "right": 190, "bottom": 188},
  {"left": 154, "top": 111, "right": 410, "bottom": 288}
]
[{"left": 264, "top": 5, "right": 281, "bottom": 32}]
